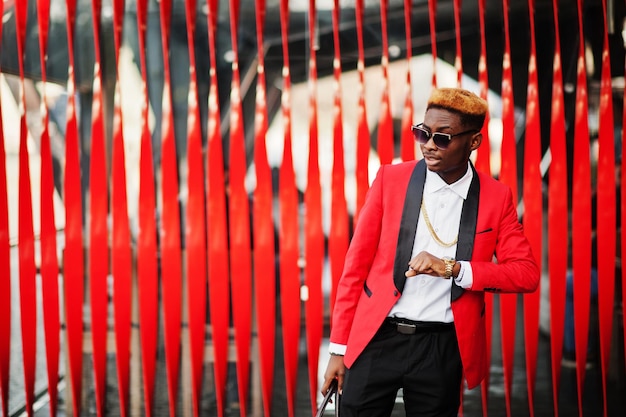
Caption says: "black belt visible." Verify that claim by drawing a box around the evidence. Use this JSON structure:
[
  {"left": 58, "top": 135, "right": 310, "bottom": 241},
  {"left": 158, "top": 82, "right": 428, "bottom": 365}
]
[{"left": 384, "top": 317, "right": 454, "bottom": 335}]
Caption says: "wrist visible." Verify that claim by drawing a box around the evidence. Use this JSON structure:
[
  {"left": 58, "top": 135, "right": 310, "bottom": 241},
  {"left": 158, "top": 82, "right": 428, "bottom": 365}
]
[
  {"left": 452, "top": 261, "right": 461, "bottom": 278},
  {"left": 442, "top": 257, "right": 455, "bottom": 279}
]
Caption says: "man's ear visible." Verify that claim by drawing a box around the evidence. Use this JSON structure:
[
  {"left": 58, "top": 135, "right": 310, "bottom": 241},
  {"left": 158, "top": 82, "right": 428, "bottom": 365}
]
[{"left": 470, "top": 132, "right": 482, "bottom": 152}]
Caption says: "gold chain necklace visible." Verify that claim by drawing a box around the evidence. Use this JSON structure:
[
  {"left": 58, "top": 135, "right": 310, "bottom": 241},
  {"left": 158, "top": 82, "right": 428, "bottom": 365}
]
[{"left": 420, "top": 200, "right": 458, "bottom": 248}]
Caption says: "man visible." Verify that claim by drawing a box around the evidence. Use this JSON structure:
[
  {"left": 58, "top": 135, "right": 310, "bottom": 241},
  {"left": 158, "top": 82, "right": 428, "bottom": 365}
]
[{"left": 321, "top": 87, "right": 539, "bottom": 416}]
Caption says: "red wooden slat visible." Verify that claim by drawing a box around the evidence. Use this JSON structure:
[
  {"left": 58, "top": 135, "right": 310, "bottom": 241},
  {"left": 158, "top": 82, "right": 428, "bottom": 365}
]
[
  {"left": 0, "top": 0, "right": 8, "bottom": 408},
  {"left": 227, "top": 1, "right": 253, "bottom": 415},
  {"left": 184, "top": 1, "right": 209, "bottom": 416},
  {"left": 158, "top": 0, "right": 184, "bottom": 412},
  {"left": 0, "top": 1, "right": 8, "bottom": 412},
  {"left": 0, "top": 89, "right": 8, "bottom": 417},
  {"left": 522, "top": 2, "right": 542, "bottom": 415},
  {"left": 481, "top": 294, "right": 494, "bottom": 417},
  {"left": 453, "top": 0, "right": 463, "bottom": 87},
  {"left": 354, "top": 0, "right": 370, "bottom": 224},
  {"left": 453, "top": 2, "right": 465, "bottom": 412},
  {"left": 111, "top": 96, "right": 132, "bottom": 416},
  {"left": 304, "top": 1, "right": 324, "bottom": 414},
  {"left": 475, "top": 1, "right": 492, "bottom": 414},
  {"left": 279, "top": 2, "right": 301, "bottom": 416},
  {"left": 136, "top": 0, "right": 159, "bottom": 413},
  {"left": 498, "top": 0, "right": 518, "bottom": 206},
  {"left": 35, "top": 0, "right": 61, "bottom": 415},
  {"left": 110, "top": 0, "right": 132, "bottom": 415},
  {"left": 428, "top": 0, "right": 438, "bottom": 87},
  {"left": 278, "top": 107, "right": 301, "bottom": 416},
  {"left": 18, "top": 114, "right": 37, "bottom": 417},
  {"left": 328, "top": 0, "right": 349, "bottom": 317},
  {"left": 498, "top": 1, "right": 518, "bottom": 415},
  {"left": 572, "top": 0, "right": 592, "bottom": 413},
  {"left": 304, "top": 0, "right": 323, "bottom": 414},
  {"left": 547, "top": 2, "right": 568, "bottom": 415},
  {"left": 252, "top": 1, "right": 276, "bottom": 415},
  {"left": 64, "top": 1, "right": 85, "bottom": 413},
  {"left": 400, "top": 0, "right": 414, "bottom": 162},
  {"left": 474, "top": 0, "right": 491, "bottom": 176},
  {"left": 253, "top": 5, "right": 277, "bottom": 415},
  {"left": 377, "top": 0, "right": 394, "bottom": 165},
  {"left": 596, "top": 2, "right": 616, "bottom": 415},
  {"left": 622, "top": 33, "right": 626, "bottom": 392},
  {"left": 88, "top": 1, "right": 109, "bottom": 414},
  {"left": 206, "top": 1, "right": 230, "bottom": 414},
  {"left": 16, "top": 1, "right": 37, "bottom": 411},
  {"left": 38, "top": 75, "right": 62, "bottom": 417},
  {"left": 112, "top": 0, "right": 125, "bottom": 58}
]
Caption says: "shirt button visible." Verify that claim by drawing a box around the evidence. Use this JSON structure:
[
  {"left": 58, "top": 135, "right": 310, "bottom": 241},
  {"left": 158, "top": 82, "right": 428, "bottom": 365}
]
[{"left": 394, "top": 290, "right": 399, "bottom": 296}]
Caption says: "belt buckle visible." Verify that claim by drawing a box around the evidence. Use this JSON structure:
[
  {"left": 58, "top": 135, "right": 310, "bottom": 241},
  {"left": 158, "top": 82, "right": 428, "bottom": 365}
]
[{"left": 396, "top": 322, "right": 416, "bottom": 335}]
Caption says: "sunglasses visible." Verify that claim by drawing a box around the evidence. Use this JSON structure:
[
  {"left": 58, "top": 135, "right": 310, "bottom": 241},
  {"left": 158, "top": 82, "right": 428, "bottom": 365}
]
[{"left": 411, "top": 123, "right": 478, "bottom": 150}]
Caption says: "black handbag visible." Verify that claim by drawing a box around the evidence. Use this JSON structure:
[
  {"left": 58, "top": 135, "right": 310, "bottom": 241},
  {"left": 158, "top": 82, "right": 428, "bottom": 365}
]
[{"left": 315, "top": 379, "right": 340, "bottom": 417}]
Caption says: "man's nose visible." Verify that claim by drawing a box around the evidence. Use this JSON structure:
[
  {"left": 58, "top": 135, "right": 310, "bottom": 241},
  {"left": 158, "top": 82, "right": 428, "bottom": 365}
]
[{"left": 422, "top": 136, "right": 438, "bottom": 151}]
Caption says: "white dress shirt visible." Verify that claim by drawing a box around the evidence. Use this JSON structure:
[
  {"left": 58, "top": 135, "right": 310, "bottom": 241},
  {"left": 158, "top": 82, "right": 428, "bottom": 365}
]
[{"left": 388, "top": 164, "right": 474, "bottom": 322}]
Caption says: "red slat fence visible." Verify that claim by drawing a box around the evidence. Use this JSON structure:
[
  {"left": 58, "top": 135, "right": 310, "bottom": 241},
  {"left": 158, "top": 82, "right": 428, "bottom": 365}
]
[{"left": 0, "top": 1, "right": 624, "bottom": 416}]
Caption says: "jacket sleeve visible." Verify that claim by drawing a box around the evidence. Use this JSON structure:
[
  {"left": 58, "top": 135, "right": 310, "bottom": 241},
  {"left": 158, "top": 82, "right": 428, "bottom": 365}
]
[{"left": 329, "top": 166, "right": 386, "bottom": 345}]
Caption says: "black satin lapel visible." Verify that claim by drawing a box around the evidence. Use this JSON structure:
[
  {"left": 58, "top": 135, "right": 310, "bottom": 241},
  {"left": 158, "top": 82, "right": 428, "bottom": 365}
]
[
  {"left": 451, "top": 164, "right": 480, "bottom": 301},
  {"left": 393, "top": 161, "right": 426, "bottom": 294}
]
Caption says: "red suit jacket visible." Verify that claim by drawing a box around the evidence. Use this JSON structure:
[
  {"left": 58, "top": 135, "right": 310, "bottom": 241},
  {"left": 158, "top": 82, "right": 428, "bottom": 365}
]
[{"left": 330, "top": 160, "right": 539, "bottom": 389}]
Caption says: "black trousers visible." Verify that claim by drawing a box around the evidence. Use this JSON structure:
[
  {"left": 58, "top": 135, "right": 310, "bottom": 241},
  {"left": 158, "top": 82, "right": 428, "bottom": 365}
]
[{"left": 340, "top": 319, "right": 462, "bottom": 417}]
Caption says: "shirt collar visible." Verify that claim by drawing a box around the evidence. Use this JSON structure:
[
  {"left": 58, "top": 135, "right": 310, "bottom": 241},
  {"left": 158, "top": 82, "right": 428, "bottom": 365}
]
[{"left": 424, "top": 162, "right": 473, "bottom": 200}]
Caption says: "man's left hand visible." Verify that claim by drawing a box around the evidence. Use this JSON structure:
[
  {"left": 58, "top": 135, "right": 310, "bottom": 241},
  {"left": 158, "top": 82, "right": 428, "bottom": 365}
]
[{"left": 405, "top": 251, "right": 447, "bottom": 278}]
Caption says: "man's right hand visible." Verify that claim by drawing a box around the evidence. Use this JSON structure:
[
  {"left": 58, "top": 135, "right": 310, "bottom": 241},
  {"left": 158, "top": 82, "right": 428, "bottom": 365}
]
[{"left": 321, "top": 354, "right": 346, "bottom": 395}]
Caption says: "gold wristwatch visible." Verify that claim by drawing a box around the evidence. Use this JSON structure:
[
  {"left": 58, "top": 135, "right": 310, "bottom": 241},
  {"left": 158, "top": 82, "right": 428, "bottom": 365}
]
[{"left": 442, "top": 257, "right": 455, "bottom": 279}]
